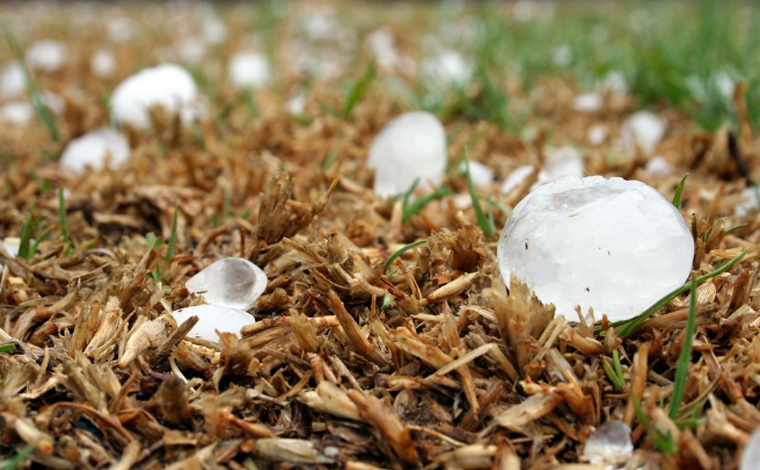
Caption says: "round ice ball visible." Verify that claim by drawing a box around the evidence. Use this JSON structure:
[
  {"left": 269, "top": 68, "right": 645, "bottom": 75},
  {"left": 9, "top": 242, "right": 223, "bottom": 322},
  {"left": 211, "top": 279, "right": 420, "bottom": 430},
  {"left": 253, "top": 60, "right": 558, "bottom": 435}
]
[
  {"left": 497, "top": 176, "right": 694, "bottom": 322},
  {"left": 110, "top": 63, "right": 199, "bottom": 129},
  {"left": 367, "top": 111, "right": 447, "bottom": 198},
  {"left": 59, "top": 127, "right": 130, "bottom": 174}
]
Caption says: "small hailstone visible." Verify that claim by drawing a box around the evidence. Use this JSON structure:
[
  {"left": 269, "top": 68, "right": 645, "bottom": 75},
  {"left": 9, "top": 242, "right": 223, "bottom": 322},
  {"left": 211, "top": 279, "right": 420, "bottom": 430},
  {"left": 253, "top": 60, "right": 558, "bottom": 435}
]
[
  {"left": 175, "top": 37, "right": 206, "bottom": 65},
  {"left": 90, "top": 50, "right": 116, "bottom": 78},
  {"left": 497, "top": 176, "right": 694, "bottom": 322},
  {"left": 0, "top": 101, "right": 34, "bottom": 125},
  {"left": 459, "top": 160, "right": 494, "bottom": 188},
  {"left": 536, "top": 146, "right": 584, "bottom": 187},
  {"left": 107, "top": 17, "right": 135, "bottom": 42},
  {"left": 285, "top": 93, "right": 306, "bottom": 115},
  {"left": 300, "top": 9, "right": 338, "bottom": 40},
  {"left": 171, "top": 305, "right": 254, "bottom": 342},
  {"left": 0, "top": 237, "right": 20, "bottom": 270},
  {"left": 598, "top": 71, "right": 628, "bottom": 97},
  {"left": 645, "top": 156, "right": 674, "bottom": 176},
  {"left": 367, "top": 111, "right": 447, "bottom": 198},
  {"left": 420, "top": 50, "right": 474, "bottom": 89},
  {"left": 185, "top": 257, "right": 268, "bottom": 311},
  {"left": 740, "top": 425, "right": 760, "bottom": 470},
  {"left": 553, "top": 44, "right": 572, "bottom": 67},
  {"left": 622, "top": 110, "right": 665, "bottom": 155},
  {"left": 201, "top": 16, "right": 227, "bottom": 45},
  {"left": 582, "top": 421, "right": 633, "bottom": 469},
  {"left": 573, "top": 92, "right": 603, "bottom": 113},
  {"left": 228, "top": 51, "right": 272, "bottom": 89},
  {"left": 588, "top": 124, "right": 608, "bottom": 146},
  {"left": 110, "top": 63, "right": 200, "bottom": 129},
  {"left": 500, "top": 165, "right": 535, "bottom": 195},
  {"left": 59, "top": 128, "right": 130, "bottom": 174},
  {"left": 366, "top": 28, "right": 401, "bottom": 72},
  {"left": 0, "top": 62, "right": 26, "bottom": 99},
  {"left": 735, "top": 186, "right": 760, "bottom": 217},
  {"left": 25, "top": 40, "right": 67, "bottom": 73}
]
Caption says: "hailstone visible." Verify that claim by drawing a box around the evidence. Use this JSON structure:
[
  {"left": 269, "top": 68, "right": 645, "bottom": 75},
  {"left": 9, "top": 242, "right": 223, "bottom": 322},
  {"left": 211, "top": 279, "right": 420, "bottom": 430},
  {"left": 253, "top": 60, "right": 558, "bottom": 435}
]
[{"left": 185, "top": 257, "right": 268, "bottom": 311}]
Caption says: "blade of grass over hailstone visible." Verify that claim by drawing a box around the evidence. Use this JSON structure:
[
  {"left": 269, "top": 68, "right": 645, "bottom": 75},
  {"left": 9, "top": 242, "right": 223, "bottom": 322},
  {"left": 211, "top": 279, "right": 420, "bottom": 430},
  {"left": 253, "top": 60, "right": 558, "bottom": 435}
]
[
  {"left": 613, "top": 249, "right": 746, "bottom": 337},
  {"left": 402, "top": 186, "right": 452, "bottom": 224},
  {"left": 1, "top": 23, "right": 60, "bottom": 142},
  {"left": 672, "top": 174, "right": 688, "bottom": 207},
  {"left": 464, "top": 153, "right": 496, "bottom": 237},
  {"left": 670, "top": 278, "right": 698, "bottom": 420},
  {"left": 385, "top": 239, "right": 426, "bottom": 272},
  {"left": 165, "top": 199, "right": 179, "bottom": 264},
  {"left": 343, "top": 63, "right": 375, "bottom": 118}
]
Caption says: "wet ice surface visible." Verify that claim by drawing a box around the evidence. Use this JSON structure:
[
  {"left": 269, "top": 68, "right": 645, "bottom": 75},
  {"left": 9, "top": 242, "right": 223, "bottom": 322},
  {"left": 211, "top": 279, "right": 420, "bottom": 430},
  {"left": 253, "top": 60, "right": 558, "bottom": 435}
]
[
  {"left": 185, "top": 257, "right": 268, "bottom": 310},
  {"left": 582, "top": 421, "right": 633, "bottom": 469},
  {"left": 498, "top": 176, "right": 694, "bottom": 322},
  {"left": 741, "top": 425, "right": 760, "bottom": 470},
  {"left": 171, "top": 304, "right": 254, "bottom": 341},
  {"left": 110, "top": 63, "right": 200, "bottom": 129},
  {"left": 59, "top": 128, "right": 130, "bottom": 174},
  {"left": 367, "top": 111, "right": 447, "bottom": 198}
]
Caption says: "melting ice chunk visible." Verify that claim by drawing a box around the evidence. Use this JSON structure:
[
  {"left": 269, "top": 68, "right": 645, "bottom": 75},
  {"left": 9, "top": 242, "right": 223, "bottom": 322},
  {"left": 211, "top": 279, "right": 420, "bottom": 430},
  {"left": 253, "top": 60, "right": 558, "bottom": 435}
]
[
  {"left": 110, "top": 63, "right": 200, "bottom": 129},
  {"left": 185, "top": 257, "right": 268, "bottom": 310},
  {"left": 59, "top": 128, "right": 130, "bottom": 174},
  {"left": 228, "top": 51, "right": 272, "bottom": 89},
  {"left": 497, "top": 176, "right": 694, "bottom": 322},
  {"left": 171, "top": 304, "right": 254, "bottom": 342},
  {"left": 741, "top": 425, "right": 760, "bottom": 470},
  {"left": 622, "top": 110, "right": 665, "bottom": 155},
  {"left": 367, "top": 111, "right": 447, "bottom": 198},
  {"left": 582, "top": 420, "right": 633, "bottom": 469}
]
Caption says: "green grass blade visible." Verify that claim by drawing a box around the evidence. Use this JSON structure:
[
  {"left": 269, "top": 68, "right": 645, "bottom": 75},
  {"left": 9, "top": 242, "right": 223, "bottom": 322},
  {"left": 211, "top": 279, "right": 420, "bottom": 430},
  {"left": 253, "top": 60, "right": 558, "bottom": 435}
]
[
  {"left": 672, "top": 173, "right": 688, "bottom": 207},
  {"left": 17, "top": 214, "right": 39, "bottom": 259},
  {"left": 28, "top": 226, "right": 52, "bottom": 258},
  {"left": 724, "top": 223, "right": 747, "bottom": 235},
  {"left": 385, "top": 239, "right": 426, "bottom": 272},
  {"left": 614, "top": 249, "right": 746, "bottom": 337},
  {"left": 58, "top": 186, "right": 73, "bottom": 256},
  {"left": 165, "top": 199, "right": 178, "bottom": 264},
  {"left": 602, "top": 355, "right": 625, "bottom": 391},
  {"left": 402, "top": 186, "right": 451, "bottom": 224},
  {"left": 670, "top": 278, "right": 697, "bottom": 420},
  {"left": 0, "top": 442, "right": 36, "bottom": 470},
  {"left": 464, "top": 155, "right": 496, "bottom": 237},
  {"left": 343, "top": 63, "right": 376, "bottom": 118},
  {"left": 0, "top": 343, "right": 15, "bottom": 353}
]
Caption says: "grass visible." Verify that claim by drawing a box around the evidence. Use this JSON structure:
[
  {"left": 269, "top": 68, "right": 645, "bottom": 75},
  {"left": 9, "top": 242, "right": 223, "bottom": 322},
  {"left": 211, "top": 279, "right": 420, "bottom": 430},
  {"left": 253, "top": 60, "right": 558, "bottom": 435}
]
[
  {"left": 670, "top": 279, "right": 698, "bottom": 420},
  {"left": 0, "top": 443, "right": 35, "bottom": 470},
  {"left": 17, "top": 213, "right": 52, "bottom": 260}
]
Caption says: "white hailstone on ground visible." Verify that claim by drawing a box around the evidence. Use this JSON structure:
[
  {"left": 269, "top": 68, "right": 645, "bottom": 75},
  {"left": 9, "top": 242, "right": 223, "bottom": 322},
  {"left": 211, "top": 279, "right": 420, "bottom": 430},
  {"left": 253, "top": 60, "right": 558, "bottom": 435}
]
[
  {"left": 553, "top": 44, "right": 572, "bottom": 67},
  {"left": 175, "top": 37, "right": 206, "bottom": 65},
  {"left": 228, "top": 51, "right": 272, "bottom": 89},
  {"left": 185, "top": 257, "right": 268, "bottom": 311},
  {"left": 458, "top": 160, "right": 494, "bottom": 188},
  {"left": 536, "top": 146, "right": 584, "bottom": 187},
  {"left": 25, "top": 40, "right": 67, "bottom": 73},
  {"left": 622, "top": 110, "right": 665, "bottom": 155},
  {"left": 59, "top": 128, "right": 130, "bottom": 174},
  {"left": 587, "top": 124, "right": 608, "bottom": 146},
  {"left": 0, "top": 237, "right": 20, "bottom": 270},
  {"left": 645, "top": 156, "right": 674, "bottom": 176},
  {"left": 90, "top": 49, "right": 116, "bottom": 78},
  {"left": 0, "top": 91, "right": 63, "bottom": 126},
  {"left": 735, "top": 186, "right": 760, "bottom": 217},
  {"left": 500, "top": 165, "right": 535, "bottom": 195},
  {"left": 367, "top": 111, "right": 447, "bottom": 198},
  {"left": 285, "top": 93, "right": 306, "bottom": 115},
  {"left": 572, "top": 92, "right": 603, "bottom": 113},
  {"left": 420, "top": 50, "right": 474, "bottom": 89},
  {"left": 300, "top": 9, "right": 338, "bottom": 41},
  {"left": 597, "top": 70, "right": 628, "bottom": 97},
  {"left": 0, "top": 62, "right": 26, "bottom": 99},
  {"left": 741, "top": 425, "right": 760, "bottom": 470},
  {"left": 171, "top": 305, "right": 254, "bottom": 342},
  {"left": 107, "top": 17, "right": 135, "bottom": 42},
  {"left": 497, "top": 176, "right": 694, "bottom": 322},
  {"left": 201, "top": 16, "right": 227, "bottom": 45},
  {"left": 582, "top": 421, "right": 633, "bottom": 469},
  {"left": 110, "top": 63, "right": 200, "bottom": 129},
  {"left": 366, "top": 28, "right": 401, "bottom": 72}
]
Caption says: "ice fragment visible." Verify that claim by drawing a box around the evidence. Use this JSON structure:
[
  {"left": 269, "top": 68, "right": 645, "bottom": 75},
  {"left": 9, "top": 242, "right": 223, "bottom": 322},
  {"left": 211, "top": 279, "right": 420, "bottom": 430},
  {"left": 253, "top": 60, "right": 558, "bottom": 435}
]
[
  {"left": 228, "top": 51, "right": 272, "bottom": 89},
  {"left": 59, "top": 128, "right": 130, "bottom": 174},
  {"left": 420, "top": 49, "right": 474, "bottom": 88},
  {"left": 645, "top": 156, "right": 674, "bottom": 176},
  {"left": 582, "top": 420, "right": 633, "bottom": 469},
  {"left": 458, "top": 160, "right": 494, "bottom": 188},
  {"left": 500, "top": 165, "right": 534, "bottom": 195},
  {"left": 622, "top": 110, "right": 665, "bottom": 155},
  {"left": 497, "top": 176, "right": 694, "bottom": 322},
  {"left": 573, "top": 92, "right": 602, "bottom": 113},
  {"left": 186, "top": 257, "right": 268, "bottom": 310},
  {"left": 536, "top": 146, "right": 584, "bottom": 187},
  {"left": 171, "top": 305, "right": 254, "bottom": 342},
  {"left": 25, "top": 40, "right": 67, "bottom": 73},
  {"left": 367, "top": 111, "right": 447, "bottom": 198},
  {"left": 0, "top": 62, "right": 26, "bottom": 99}
]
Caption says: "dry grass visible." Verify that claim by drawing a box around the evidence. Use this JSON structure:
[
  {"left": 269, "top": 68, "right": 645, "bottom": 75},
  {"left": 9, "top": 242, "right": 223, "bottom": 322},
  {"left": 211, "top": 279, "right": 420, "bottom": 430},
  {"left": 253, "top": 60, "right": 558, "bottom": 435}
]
[{"left": 1, "top": 2, "right": 760, "bottom": 469}]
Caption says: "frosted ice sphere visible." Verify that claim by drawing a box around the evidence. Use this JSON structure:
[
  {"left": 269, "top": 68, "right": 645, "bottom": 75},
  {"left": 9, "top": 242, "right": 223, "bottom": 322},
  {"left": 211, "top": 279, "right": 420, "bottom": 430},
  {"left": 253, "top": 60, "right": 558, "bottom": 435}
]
[
  {"left": 497, "top": 176, "right": 694, "bottom": 322},
  {"left": 59, "top": 128, "right": 130, "bottom": 174},
  {"left": 458, "top": 160, "right": 494, "bottom": 188},
  {"left": 622, "top": 110, "right": 665, "bottom": 155},
  {"left": 367, "top": 111, "right": 447, "bottom": 198},
  {"left": 228, "top": 51, "right": 271, "bottom": 89},
  {"left": 186, "top": 257, "right": 268, "bottom": 310},
  {"left": 582, "top": 421, "right": 633, "bottom": 469},
  {"left": 420, "top": 49, "right": 474, "bottom": 88},
  {"left": 536, "top": 146, "right": 584, "bottom": 187},
  {"left": 25, "top": 40, "right": 67, "bottom": 72},
  {"left": 110, "top": 64, "right": 199, "bottom": 130},
  {"left": 741, "top": 425, "right": 760, "bottom": 470},
  {"left": 573, "top": 92, "right": 602, "bottom": 112},
  {"left": 500, "top": 165, "right": 534, "bottom": 195},
  {"left": 0, "top": 62, "right": 26, "bottom": 99},
  {"left": 645, "top": 156, "right": 674, "bottom": 176},
  {"left": 587, "top": 124, "right": 608, "bottom": 146},
  {"left": 91, "top": 50, "right": 116, "bottom": 78},
  {"left": 171, "top": 305, "right": 254, "bottom": 342}
]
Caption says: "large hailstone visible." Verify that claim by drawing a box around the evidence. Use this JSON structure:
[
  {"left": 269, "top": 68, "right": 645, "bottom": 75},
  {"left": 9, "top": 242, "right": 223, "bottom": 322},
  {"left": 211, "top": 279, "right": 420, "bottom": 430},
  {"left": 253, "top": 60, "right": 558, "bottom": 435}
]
[
  {"left": 59, "top": 128, "right": 130, "bottom": 174},
  {"left": 185, "top": 257, "right": 268, "bottom": 311},
  {"left": 171, "top": 305, "right": 254, "bottom": 341},
  {"left": 367, "top": 111, "right": 447, "bottom": 198},
  {"left": 497, "top": 176, "right": 694, "bottom": 322},
  {"left": 228, "top": 51, "right": 272, "bottom": 89},
  {"left": 110, "top": 63, "right": 200, "bottom": 129}
]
